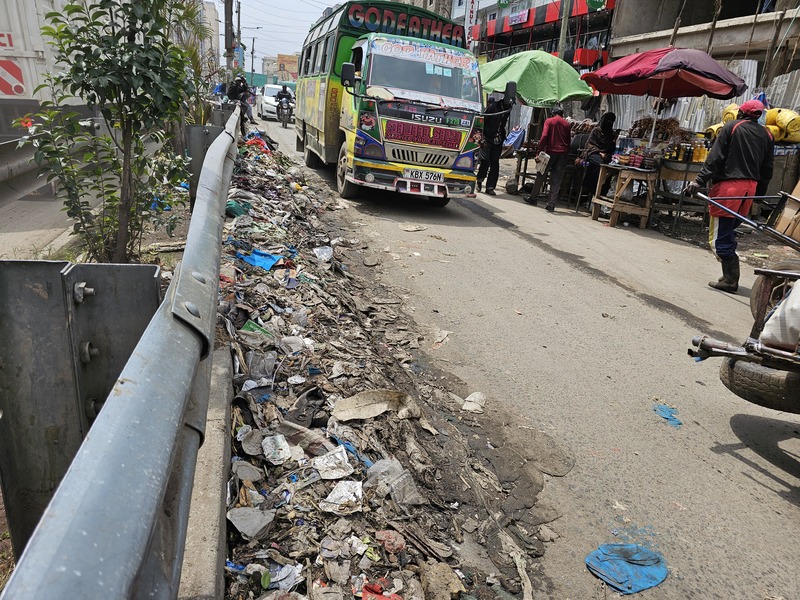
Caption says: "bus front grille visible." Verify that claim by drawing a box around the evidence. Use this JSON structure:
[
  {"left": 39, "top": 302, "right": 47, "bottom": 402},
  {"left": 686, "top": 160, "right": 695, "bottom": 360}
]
[{"left": 390, "top": 148, "right": 452, "bottom": 167}]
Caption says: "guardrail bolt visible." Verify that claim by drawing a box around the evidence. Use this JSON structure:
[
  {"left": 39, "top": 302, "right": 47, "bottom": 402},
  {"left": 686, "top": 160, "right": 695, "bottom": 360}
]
[
  {"left": 85, "top": 397, "right": 105, "bottom": 420},
  {"left": 73, "top": 282, "right": 96, "bottom": 304},
  {"left": 79, "top": 341, "right": 99, "bottom": 363},
  {"left": 191, "top": 272, "right": 208, "bottom": 284},
  {"left": 184, "top": 301, "right": 201, "bottom": 318}
]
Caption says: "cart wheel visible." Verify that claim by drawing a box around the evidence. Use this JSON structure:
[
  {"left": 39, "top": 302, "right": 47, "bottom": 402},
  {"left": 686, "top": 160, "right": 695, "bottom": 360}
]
[
  {"left": 505, "top": 180, "right": 518, "bottom": 194},
  {"left": 749, "top": 259, "right": 800, "bottom": 319}
]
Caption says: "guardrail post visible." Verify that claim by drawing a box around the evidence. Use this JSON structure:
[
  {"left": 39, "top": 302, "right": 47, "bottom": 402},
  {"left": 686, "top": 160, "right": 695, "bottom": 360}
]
[
  {"left": 0, "top": 260, "right": 161, "bottom": 557},
  {"left": 187, "top": 124, "right": 224, "bottom": 209}
]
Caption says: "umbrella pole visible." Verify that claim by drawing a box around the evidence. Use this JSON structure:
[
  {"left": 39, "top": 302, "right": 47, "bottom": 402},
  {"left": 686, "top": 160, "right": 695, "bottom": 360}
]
[{"left": 649, "top": 78, "right": 666, "bottom": 146}]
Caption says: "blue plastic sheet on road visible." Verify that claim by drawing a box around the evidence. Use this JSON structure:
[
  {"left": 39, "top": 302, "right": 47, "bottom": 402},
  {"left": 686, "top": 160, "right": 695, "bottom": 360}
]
[
  {"left": 653, "top": 403, "right": 682, "bottom": 428},
  {"left": 237, "top": 249, "right": 283, "bottom": 271},
  {"left": 585, "top": 544, "right": 668, "bottom": 595}
]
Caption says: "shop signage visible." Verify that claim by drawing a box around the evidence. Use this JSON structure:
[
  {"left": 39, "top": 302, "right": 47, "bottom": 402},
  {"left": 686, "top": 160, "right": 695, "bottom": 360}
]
[
  {"left": 464, "top": 0, "right": 478, "bottom": 46},
  {"left": 587, "top": 0, "right": 606, "bottom": 10},
  {"left": 508, "top": 10, "right": 529, "bottom": 26},
  {"left": 346, "top": 4, "right": 465, "bottom": 47}
]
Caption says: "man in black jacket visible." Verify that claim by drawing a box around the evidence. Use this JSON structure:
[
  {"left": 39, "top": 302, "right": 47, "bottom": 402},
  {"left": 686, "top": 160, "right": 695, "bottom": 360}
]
[
  {"left": 477, "top": 96, "right": 511, "bottom": 196},
  {"left": 227, "top": 75, "right": 251, "bottom": 134},
  {"left": 684, "top": 100, "right": 774, "bottom": 293}
]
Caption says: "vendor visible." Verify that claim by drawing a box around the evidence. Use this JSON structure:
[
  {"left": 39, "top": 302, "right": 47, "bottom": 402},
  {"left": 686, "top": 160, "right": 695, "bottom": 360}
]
[
  {"left": 684, "top": 100, "right": 774, "bottom": 294},
  {"left": 582, "top": 112, "right": 618, "bottom": 197}
]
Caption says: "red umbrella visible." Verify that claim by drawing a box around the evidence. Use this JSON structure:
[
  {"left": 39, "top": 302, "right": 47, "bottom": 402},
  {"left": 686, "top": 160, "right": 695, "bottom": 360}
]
[{"left": 582, "top": 47, "right": 747, "bottom": 100}]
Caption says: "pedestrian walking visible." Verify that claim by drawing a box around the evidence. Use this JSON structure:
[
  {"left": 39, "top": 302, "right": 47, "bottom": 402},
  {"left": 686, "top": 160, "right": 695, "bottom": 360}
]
[
  {"left": 534, "top": 107, "right": 572, "bottom": 212},
  {"left": 683, "top": 99, "right": 774, "bottom": 293},
  {"left": 477, "top": 95, "right": 511, "bottom": 196}
]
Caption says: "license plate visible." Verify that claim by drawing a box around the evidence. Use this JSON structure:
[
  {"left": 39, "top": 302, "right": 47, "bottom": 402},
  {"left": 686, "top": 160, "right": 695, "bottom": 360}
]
[{"left": 403, "top": 168, "right": 444, "bottom": 183}]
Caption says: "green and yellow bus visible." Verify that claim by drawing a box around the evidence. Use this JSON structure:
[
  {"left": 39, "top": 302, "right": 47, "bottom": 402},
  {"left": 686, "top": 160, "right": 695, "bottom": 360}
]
[{"left": 296, "top": 1, "right": 498, "bottom": 207}]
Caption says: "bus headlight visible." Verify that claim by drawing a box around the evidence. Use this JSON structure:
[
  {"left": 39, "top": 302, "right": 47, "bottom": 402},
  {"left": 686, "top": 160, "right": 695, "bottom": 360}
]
[
  {"left": 363, "top": 144, "right": 384, "bottom": 159},
  {"left": 365, "top": 173, "right": 375, "bottom": 183},
  {"left": 455, "top": 155, "right": 474, "bottom": 169}
]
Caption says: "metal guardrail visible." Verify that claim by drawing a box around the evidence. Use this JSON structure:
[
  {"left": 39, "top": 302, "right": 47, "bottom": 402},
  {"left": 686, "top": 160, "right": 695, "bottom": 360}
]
[{"left": 0, "top": 107, "right": 241, "bottom": 599}]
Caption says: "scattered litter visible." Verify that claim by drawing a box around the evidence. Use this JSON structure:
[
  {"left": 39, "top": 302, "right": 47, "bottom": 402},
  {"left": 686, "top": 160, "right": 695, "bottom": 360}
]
[
  {"left": 585, "top": 543, "right": 668, "bottom": 595},
  {"left": 313, "top": 246, "right": 334, "bottom": 262},
  {"left": 261, "top": 434, "right": 292, "bottom": 465},
  {"left": 461, "top": 392, "right": 486, "bottom": 414},
  {"left": 226, "top": 507, "right": 276, "bottom": 541},
  {"left": 312, "top": 446, "right": 355, "bottom": 480},
  {"left": 219, "top": 135, "right": 560, "bottom": 599},
  {"left": 319, "top": 481, "right": 364, "bottom": 515},
  {"left": 332, "top": 389, "right": 422, "bottom": 422},
  {"left": 653, "top": 402, "right": 682, "bottom": 428}
]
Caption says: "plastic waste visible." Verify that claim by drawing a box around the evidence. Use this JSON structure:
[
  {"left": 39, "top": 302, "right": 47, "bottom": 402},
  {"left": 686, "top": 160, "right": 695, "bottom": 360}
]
[
  {"left": 319, "top": 481, "right": 363, "bottom": 515},
  {"left": 363, "top": 458, "right": 427, "bottom": 506},
  {"left": 653, "top": 402, "right": 682, "bottom": 428},
  {"left": 585, "top": 543, "right": 668, "bottom": 595},
  {"left": 226, "top": 507, "right": 276, "bottom": 541},
  {"left": 313, "top": 246, "right": 334, "bottom": 262},
  {"left": 261, "top": 434, "right": 292, "bottom": 465},
  {"left": 332, "top": 389, "right": 422, "bottom": 422},
  {"left": 312, "top": 445, "right": 355, "bottom": 480}
]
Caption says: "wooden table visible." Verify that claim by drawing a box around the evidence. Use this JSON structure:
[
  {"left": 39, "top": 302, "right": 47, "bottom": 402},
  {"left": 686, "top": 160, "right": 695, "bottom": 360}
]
[
  {"left": 590, "top": 164, "right": 659, "bottom": 229},
  {"left": 652, "top": 160, "right": 705, "bottom": 233}
]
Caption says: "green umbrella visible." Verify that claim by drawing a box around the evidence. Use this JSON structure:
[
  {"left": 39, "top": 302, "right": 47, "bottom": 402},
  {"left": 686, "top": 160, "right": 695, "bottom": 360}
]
[{"left": 480, "top": 50, "right": 593, "bottom": 107}]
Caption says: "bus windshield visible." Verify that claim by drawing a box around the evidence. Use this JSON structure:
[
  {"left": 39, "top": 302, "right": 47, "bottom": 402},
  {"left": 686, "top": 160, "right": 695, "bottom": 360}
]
[{"left": 366, "top": 38, "right": 481, "bottom": 112}]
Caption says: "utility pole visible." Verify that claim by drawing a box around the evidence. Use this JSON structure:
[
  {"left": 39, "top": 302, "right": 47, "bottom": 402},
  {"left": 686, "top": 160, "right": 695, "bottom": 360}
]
[
  {"left": 250, "top": 37, "right": 255, "bottom": 85},
  {"left": 237, "top": 1, "right": 242, "bottom": 70},
  {"left": 224, "top": 0, "right": 233, "bottom": 71},
  {"left": 557, "top": 0, "right": 573, "bottom": 59}
]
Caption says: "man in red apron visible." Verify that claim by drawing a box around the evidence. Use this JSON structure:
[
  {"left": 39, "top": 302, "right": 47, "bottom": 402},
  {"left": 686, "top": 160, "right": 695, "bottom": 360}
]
[{"left": 684, "top": 100, "right": 774, "bottom": 293}]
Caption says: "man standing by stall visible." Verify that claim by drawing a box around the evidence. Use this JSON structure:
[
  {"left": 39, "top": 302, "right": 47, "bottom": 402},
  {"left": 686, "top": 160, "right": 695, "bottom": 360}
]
[
  {"left": 684, "top": 100, "right": 774, "bottom": 293},
  {"left": 533, "top": 107, "right": 572, "bottom": 212},
  {"left": 477, "top": 95, "right": 511, "bottom": 196}
]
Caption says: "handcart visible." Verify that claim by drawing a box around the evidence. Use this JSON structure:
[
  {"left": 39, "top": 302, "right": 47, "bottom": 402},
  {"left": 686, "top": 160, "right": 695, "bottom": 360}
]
[{"left": 688, "top": 191, "right": 800, "bottom": 413}]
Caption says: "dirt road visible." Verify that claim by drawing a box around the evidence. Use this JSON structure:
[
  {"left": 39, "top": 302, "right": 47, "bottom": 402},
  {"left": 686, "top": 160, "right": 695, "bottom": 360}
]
[{"left": 263, "top": 121, "right": 800, "bottom": 598}]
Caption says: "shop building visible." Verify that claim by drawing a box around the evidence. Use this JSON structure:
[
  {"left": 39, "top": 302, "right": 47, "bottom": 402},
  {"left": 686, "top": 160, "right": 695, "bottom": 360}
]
[{"left": 451, "top": 0, "right": 615, "bottom": 67}]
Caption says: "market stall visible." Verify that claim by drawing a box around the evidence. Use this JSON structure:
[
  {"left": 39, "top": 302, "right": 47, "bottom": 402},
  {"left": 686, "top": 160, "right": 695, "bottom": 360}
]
[
  {"left": 479, "top": 50, "right": 593, "bottom": 195},
  {"left": 581, "top": 47, "right": 747, "bottom": 228}
]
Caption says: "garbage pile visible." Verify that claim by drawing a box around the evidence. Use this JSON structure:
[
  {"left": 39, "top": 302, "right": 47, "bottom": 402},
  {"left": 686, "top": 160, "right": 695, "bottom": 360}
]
[{"left": 218, "top": 135, "right": 556, "bottom": 600}]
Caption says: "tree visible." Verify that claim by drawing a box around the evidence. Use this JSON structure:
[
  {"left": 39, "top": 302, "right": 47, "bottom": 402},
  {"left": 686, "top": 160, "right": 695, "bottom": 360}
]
[{"left": 32, "top": 0, "right": 195, "bottom": 262}]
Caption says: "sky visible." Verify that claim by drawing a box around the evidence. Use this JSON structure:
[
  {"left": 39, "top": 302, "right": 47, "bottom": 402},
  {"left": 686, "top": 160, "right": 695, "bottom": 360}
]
[{"left": 210, "top": 0, "right": 344, "bottom": 67}]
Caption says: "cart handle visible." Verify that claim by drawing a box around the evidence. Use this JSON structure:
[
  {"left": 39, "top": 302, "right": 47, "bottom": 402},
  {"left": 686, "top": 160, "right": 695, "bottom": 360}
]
[{"left": 695, "top": 191, "right": 800, "bottom": 253}]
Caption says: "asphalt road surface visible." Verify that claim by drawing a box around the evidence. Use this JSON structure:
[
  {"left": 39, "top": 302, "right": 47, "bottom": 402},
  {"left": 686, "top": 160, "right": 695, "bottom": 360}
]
[
  {"left": 263, "top": 120, "right": 800, "bottom": 599},
  {"left": 5, "top": 118, "right": 798, "bottom": 597}
]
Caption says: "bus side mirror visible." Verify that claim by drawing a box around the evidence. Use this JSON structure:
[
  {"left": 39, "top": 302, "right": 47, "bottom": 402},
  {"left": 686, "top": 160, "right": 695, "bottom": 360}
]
[
  {"left": 504, "top": 81, "right": 517, "bottom": 104},
  {"left": 341, "top": 63, "right": 356, "bottom": 88}
]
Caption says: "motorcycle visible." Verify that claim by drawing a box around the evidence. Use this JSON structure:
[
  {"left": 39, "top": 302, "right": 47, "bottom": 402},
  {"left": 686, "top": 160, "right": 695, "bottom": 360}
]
[
  {"left": 278, "top": 97, "right": 293, "bottom": 129},
  {"left": 688, "top": 191, "right": 800, "bottom": 414}
]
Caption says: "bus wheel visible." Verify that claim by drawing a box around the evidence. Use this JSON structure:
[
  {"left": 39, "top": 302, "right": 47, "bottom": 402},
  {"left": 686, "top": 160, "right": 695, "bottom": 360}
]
[
  {"left": 337, "top": 142, "right": 359, "bottom": 199},
  {"left": 428, "top": 196, "right": 450, "bottom": 207}
]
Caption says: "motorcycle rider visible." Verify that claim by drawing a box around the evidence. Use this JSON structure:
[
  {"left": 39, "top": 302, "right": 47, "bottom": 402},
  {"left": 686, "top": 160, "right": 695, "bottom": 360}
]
[
  {"left": 684, "top": 99, "right": 774, "bottom": 293},
  {"left": 276, "top": 84, "right": 293, "bottom": 120},
  {"left": 227, "top": 74, "right": 252, "bottom": 135}
]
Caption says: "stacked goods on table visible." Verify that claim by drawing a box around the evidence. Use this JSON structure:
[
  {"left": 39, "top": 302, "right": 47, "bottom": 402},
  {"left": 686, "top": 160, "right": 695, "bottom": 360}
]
[
  {"left": 627, "top": 117, "right": 695, "bottom": 142},
  {"left": 570, "top": 118, "right": 597, "bottom": 134},
  {"left": 705, "top": 103, "right": 800, "bottom": 142}
]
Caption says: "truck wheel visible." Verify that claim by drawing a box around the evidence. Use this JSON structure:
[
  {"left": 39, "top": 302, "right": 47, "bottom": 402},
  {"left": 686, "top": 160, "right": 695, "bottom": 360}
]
[
  {"left": 749, "top": 260, "right": 800, "bottom": 319},
  {"left": 337, "top": 142, "right": 359, "bottom": 199},
  {"left": 428, "top": 196, "right": 450, "bottom": 207},
  {"left": 719, "top": 357, "right": 800, "bottom": 414}
]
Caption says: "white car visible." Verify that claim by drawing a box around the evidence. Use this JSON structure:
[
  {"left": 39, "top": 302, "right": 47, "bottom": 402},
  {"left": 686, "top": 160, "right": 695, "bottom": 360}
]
[{"left": 257, "top": 84, "right": 294, "bottom": 121}]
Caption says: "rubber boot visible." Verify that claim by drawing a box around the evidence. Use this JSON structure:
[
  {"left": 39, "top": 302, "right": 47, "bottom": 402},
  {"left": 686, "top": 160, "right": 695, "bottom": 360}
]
[{"left": 709, "top": 255, "right": 739, "bottom": 293}]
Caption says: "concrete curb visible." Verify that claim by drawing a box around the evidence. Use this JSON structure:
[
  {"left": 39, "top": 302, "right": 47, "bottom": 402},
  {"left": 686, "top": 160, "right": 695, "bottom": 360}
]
[{"left": 179, "top": 345, "right": 233, "bottom": 600}]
